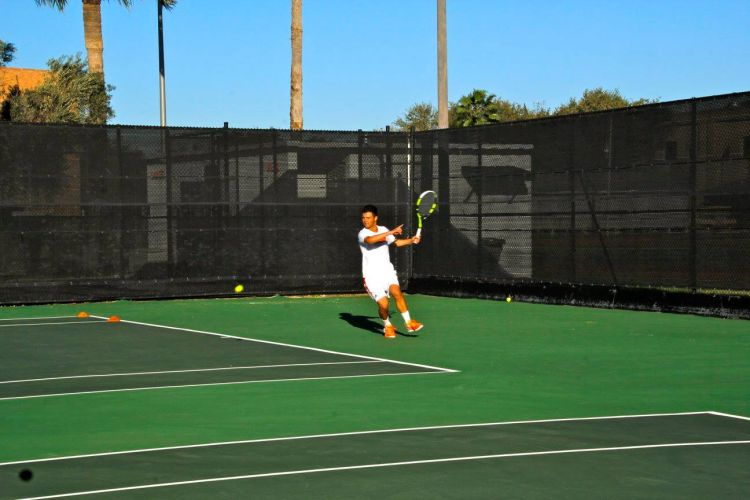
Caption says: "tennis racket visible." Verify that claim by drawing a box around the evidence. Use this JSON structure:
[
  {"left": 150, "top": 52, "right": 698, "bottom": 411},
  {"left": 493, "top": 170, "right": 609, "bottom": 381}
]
[{"left": 415, "top": 190, "right": 438, "bottom": 238}]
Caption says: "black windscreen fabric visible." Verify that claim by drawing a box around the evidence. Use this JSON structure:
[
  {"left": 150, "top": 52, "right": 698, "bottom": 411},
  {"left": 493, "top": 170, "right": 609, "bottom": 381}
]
[
  {"left": 1, "top": 92, "right": 748, "bottom": 305},
  {"left": 411, "top": 93, "right": 750, "bottom": 291},
  {"left": 0, "top": 126, "right": 412, "bottom": 303}
]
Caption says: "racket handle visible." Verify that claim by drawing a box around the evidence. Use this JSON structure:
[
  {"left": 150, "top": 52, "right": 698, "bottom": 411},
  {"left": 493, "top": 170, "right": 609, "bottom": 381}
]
[{"left": 415, "top": 228, "right": 422, "bottom": 238}]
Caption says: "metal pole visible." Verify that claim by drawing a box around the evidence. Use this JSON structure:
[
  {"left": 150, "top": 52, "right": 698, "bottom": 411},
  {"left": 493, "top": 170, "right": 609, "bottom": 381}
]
[
  {"left": 164, "top": 127, "right": 173, "bottom": 277},
  {"left": 158, "top": 0, "right": 167, "bottom": 127},
  {"left": 437, "top": 0, "right": 448, "bottom": 128},
  {"left": 358, "top": 129, "right": 364, "bottom": 201},
  {"left": 477, "top": 138, "right": 483, "bottom": 278},
  {"left": 385, "top": 125, "right": 392, "bottom": 179},
  {"left": 116, "top": 126, "right": 126, "bottom": 279},
  {"left": 689, "top": 100, "right": 697, "bottom": 291}
]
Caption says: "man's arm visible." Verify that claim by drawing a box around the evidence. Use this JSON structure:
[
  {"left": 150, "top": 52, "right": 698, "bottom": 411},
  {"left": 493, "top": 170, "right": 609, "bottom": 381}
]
[
  {"left": 394, "top": 235, "right": 420, "bottom": 247},
  {"left": 364, "top": 224, "right": 403, "bottom": 244}
]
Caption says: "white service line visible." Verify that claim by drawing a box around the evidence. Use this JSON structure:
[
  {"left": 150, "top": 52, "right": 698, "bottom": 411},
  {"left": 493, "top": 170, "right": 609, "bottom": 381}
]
[
  {"left": 707, "top": 411, "right": 750, "bottom": 422},
  {"left": 0, "top": 411, "right": 723, "bottom": 466},
  {"left": 0, "top": 361, "right": 382, "bottom": 384},
  {"left": 0, "top": 316, "right": 77, "bottom": 321},
  {"left": 88, "top": 315, "right": 457, "bottom": 374},
  {"left": 20, "top": 440, "right": 750, "bottom": 499},
  {"left": 0, "top": 320, "right": 107, "bottom": 328},
  {"left": 0, "top": 370, "right": 453, "bottom": 402}
]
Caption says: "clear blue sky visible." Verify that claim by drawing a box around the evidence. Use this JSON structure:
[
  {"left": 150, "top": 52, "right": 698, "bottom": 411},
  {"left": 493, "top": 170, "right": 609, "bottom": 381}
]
[{"left": 3, "top": 0, "right": 749, "bottom": 130}]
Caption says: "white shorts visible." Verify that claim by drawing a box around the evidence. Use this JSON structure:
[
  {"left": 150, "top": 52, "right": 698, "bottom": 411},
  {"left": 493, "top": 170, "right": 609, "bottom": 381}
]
[{"left": 363, "top": 269, "right": 399, "bottom": 302}]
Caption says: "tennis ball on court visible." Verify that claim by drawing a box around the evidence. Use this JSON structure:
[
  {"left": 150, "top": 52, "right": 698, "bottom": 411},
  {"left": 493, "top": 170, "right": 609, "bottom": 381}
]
[
  {"left": 506, "top": 296, "right": 512, "bottom": 303},
  {"left": 234, "top": 284, "right": 244, "bottom": 293}
]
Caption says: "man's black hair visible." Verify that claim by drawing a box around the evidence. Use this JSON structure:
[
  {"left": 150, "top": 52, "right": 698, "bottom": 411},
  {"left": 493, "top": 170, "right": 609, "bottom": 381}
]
[{"left": 362, "top": 204, "right": 378, "bottom": 216}]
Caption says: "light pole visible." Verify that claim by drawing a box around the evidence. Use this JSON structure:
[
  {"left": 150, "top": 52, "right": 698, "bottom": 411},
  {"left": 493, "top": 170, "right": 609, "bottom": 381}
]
[
  {"left": 437, "top": 0, "right": 448, "bottom": 129},
  {"left": 158, "top": 0, "right": 167, "bottom": 126}
]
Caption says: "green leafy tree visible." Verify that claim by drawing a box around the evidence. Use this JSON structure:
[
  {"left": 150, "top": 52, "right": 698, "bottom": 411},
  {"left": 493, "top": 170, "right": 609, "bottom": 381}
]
[
  {"left": 448, "top": 89, "right": 550, "bottom": 127},
  {"left": 0, "top": 39, "right": 16, "bottom": 66},
  {"left": 554, "top": 87, "right": 656, "bottom": 115},
  {"left": 393, "top": 102, "right": 438, "bottom": 131},
  {"left": 493, "top": 99, "right": 550, "bottom": 122},
  {"left": 449, "top": 89, "right": 500, "bottom": 127},
  {"left": 8, "top": 54, "right": 114, "bottom": 124}
]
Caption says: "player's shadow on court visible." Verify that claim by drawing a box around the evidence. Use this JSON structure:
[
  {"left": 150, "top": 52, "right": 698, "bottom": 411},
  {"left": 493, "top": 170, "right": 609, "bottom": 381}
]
[{"left": 339, "top": 313, "right": 418, "bottom": 337}]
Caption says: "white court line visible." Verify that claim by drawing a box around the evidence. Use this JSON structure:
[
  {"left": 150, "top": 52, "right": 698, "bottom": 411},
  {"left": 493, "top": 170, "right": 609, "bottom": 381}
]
[
  {"left": 0, "top": 316, "right": 77, "bottom": 321},
  {"left": 0, "top": 320, "right": 107, "bottom": 328},
  {"left": 0, "top": 411, "right": 727, "bottom": 466},
  {"left": 708, "top": 411, "right": 750, "bottom": 422},
  {"left": 0, "top": 370, "right": 452, "bottom": 402},
  {"left": 0, "top": 361, "right": 382, "bottom": 385},
  {"left": 88, "top": 315, "right": 458, "bottom": 374},
  {"left": 20, "top": 440, "right": 750, "bottom": 499}
]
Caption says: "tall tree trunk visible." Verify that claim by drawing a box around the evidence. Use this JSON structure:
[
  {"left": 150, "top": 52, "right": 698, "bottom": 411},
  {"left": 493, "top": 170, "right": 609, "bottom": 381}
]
[
  {"left": 82, "top": 0, "right": 104, "bottom": 75},
  {"left": 290, "top": 0, "right": 303, "bottom": 130},
  {"left": 437, "top": 0, "right": 448, "bottom": 129}
]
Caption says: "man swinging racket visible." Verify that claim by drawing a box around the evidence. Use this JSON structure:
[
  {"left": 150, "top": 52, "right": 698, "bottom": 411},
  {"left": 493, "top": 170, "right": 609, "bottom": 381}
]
[{"left": 358, "top": 204, "right": 424, "bottom": 338}]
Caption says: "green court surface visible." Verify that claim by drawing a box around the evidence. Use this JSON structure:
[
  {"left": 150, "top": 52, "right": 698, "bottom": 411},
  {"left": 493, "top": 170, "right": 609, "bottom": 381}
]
[{"left": 1, "top": 294, "right": 748, "bottom": 498}]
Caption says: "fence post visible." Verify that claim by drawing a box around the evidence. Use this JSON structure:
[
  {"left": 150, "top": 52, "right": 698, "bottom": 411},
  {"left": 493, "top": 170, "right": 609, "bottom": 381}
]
[
  {"left": 258, "top": 133, "right": 265, "bottom": 276},
  {"left": 357, "top": 129, "right": 363, "bottom": 199},
  {"left": 689, "top": 99, "right": 698, "bottom": 291},
  {"left": 438, "top": 130, "right": 450, "bottom": 272},
  {"left": 271, "top": 128, "right": 278, "bottom": 273},
  {"left": 164, "top": 127, "right": 173, "bottom": 278},
  {"left": 385, "top": 125, "right": 392, "bottom": 179},
  {"left": 569, "top": 124, "right": 577, "bottom": 283},
  {"left": 116, "top": 126, "right": 126, "bottom": 279},
  {"left": 407, "top": 126, "right": 415, "bottom": 284},
  {"left": 223, "top": 122, "right": 230, "bottom": 215},
  {"left": 477, "top": 137, "right": 483, "bottom": 278}
]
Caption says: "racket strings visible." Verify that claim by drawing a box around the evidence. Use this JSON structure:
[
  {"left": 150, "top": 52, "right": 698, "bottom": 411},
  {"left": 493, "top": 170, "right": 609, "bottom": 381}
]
[{"left": 416, "top": 191, "right": 437, "bottom": 218}]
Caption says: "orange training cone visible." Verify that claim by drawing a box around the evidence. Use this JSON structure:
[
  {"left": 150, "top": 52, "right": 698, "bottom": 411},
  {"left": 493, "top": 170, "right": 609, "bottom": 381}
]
[
  {"left": 77, "top": 311, "right": 89, "bottom": 318},
  {"left": 107, "top": 315, "right": 121, "bottom": 323}
]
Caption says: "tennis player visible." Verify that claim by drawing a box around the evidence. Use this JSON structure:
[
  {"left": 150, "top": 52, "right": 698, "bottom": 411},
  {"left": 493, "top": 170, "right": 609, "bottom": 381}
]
[{"left": 358, "top": 204, "right": 424, "bottom": 338}]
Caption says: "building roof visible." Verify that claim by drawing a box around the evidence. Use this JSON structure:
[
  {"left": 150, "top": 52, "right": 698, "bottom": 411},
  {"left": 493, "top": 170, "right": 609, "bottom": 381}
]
[{"left": 0, "top": 67, "right": 49, "bottom": 99}]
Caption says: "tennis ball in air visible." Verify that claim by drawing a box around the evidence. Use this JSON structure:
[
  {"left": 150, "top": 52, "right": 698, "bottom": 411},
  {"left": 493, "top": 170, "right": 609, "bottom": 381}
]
[
  {"left": 234, "top": 284, "right": 244, "bottom": 293},
  {"left": 506, "top": 296, "right": 512, "bottom": 303}
]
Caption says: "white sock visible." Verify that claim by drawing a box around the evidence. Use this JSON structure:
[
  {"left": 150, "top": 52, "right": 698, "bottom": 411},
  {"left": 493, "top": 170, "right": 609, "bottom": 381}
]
[
  {"left": 401, "top": 311, "right": 411, "bottom": 323},
  {"left": 383, "top": 317, "right": 392, "bottom": 326}
]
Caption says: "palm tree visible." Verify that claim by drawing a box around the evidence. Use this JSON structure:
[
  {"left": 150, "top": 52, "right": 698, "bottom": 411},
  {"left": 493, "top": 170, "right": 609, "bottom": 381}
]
[
  {"left": 1, "top": 40, "right": 16, "bottom": 67},
  {"left": 450, "top": 89, "right": 499, "bottom": 127},
  {"left": 290, "top": 0, "right": 303, "bottom": 130},
  {"left": 36, "top": 1, "right": 176, "bottom": 77}
]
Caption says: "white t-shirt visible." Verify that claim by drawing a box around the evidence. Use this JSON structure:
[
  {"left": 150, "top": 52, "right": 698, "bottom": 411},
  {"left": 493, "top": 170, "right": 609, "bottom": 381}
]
[{"left": 358, "top": 226, "right": 396, "bottom": 276}]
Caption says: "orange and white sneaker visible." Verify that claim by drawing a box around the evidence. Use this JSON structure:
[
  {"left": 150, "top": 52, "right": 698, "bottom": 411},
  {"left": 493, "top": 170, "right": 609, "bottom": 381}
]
[
  {"left": 406, "top": 320, "right": 424, "bottom": 333},
  {"left": 384, "top": 324, "right": 396, "bottom": 338}
]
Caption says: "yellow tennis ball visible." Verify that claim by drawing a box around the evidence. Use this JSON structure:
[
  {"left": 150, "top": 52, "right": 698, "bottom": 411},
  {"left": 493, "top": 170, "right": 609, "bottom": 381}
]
[
  {"left": 506, "top": 296, "right": 512, "bottom": 303},
  {"left": 234, "top": 284, "right": 244, "bottom": 293}
]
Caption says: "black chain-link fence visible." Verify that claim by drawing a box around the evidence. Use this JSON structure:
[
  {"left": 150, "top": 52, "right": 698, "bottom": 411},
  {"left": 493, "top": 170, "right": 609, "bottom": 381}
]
[
  {"left": 413, "top": 92, "right": 750, "bottom": 291},
  {"left": 1, "top": 91, "right": 749, "bottom": 311},
  {"left": 0, "top": 124, "right": 412, "bottom": 303}
]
